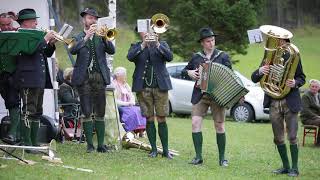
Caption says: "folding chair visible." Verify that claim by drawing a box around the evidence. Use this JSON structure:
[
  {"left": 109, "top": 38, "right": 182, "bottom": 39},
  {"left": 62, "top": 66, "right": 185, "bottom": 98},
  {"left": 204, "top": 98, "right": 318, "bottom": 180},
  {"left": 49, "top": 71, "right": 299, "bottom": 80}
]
[
  {"left": 58, "top": 103, "right": 83, "bottom": 142},
  {"left": 302, "top": 124, "right": 318, "bottom": 146}
]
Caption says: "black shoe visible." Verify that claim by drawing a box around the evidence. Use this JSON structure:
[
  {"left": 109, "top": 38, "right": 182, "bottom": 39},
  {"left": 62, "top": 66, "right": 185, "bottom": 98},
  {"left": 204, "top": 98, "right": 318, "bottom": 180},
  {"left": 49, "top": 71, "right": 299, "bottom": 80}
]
[
  {"left": 2, "top": 134, "right": 16, "bottom": 145},
  {"left": 288, "top": 169, "right": 299, "bottom": 177},
  {"left": 162, "top": 152, "right": 173, "bottom": 159},
  {"left": 148, "top": 151, "right": 158, "bottom": 158},
  {"left": 219, "top": 160, "right": 229, "bottom": 167},
  {"left": 86, "top": 144, "right": 95, "bottom": 153},
  {"left": 97, "top": 145, "right": 111, "bottom": 153},
  {"left": 272, "top": 168, "right": 289, "bottom": 174},
  {"left": 189, "top": 158, "right": 203, "bottom": 165}
]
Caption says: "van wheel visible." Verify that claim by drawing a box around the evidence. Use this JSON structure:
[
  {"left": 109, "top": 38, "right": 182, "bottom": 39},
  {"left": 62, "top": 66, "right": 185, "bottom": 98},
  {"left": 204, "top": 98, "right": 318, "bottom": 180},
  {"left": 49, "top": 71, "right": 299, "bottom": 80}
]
[{"left": 231, "top": 103, "right": 254, "bottom": 122}]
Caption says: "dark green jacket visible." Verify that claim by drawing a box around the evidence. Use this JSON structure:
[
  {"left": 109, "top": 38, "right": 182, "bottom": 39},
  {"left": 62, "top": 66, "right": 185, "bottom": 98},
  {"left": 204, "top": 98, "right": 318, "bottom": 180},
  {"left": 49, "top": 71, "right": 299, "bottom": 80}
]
[
  {"left": 0, "top": 55, "right": 16, "bottom": 74},
  {"left": 58, "top": 82, "right": 80, "bottom": 118},
  {"left": 70, "top": 32, "right": 115, "bottom": 86},
  {"left": 300, "top": 90, "right": 320, "bottom": 122}
]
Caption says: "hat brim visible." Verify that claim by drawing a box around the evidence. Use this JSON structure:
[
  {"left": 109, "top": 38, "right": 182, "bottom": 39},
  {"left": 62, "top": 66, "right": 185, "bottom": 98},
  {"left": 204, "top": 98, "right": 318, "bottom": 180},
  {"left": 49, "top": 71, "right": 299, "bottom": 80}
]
[
  {"left": 80, "top": 12, "right": 101, "bottom": 18},
  {"left": 17, "top": 14, "right": 39, "bottom": 21},
  {"left": 197, "top": 34, "right": 217, "bottom": 43}
]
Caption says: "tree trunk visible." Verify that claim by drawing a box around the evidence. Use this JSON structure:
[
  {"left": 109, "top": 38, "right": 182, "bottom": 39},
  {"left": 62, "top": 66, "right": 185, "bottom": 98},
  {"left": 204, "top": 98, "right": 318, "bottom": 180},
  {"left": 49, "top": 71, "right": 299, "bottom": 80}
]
[
  {"left": 296, "top": 0, "right": 303, "bottom": 28},
  {"left": 78, "top": 0, "right": 84, "bottom": 23},
  {"left": 276, "top": 0, "right": 282, "bottom": 26}
]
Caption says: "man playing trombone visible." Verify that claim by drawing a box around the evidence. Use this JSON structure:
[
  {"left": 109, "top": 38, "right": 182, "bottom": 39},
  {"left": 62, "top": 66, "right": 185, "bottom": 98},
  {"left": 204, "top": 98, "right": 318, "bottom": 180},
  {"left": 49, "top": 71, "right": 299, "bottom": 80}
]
[
  {"left": 70, "top": 7, "right": 115, "bottom": 153},
  {"left": 127, "top": 17, "right": 173, "bottom": 159}
]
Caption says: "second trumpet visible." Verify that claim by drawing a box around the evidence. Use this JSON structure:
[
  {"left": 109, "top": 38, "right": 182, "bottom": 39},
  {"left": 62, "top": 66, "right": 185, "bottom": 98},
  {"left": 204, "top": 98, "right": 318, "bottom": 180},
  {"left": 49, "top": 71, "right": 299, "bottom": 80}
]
[{"left": 95, "top": 25, "right": 117, "bottom": 41}]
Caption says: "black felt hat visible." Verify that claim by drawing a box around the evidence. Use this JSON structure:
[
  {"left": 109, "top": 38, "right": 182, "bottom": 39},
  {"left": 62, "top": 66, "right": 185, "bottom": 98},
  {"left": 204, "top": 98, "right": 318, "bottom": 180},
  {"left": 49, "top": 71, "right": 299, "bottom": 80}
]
[
  {"left": 198, "top": 27, "right": 217, "bottom": 42},
  {"left": 80, "top": 7, "right": 101, "bottom": 18}
]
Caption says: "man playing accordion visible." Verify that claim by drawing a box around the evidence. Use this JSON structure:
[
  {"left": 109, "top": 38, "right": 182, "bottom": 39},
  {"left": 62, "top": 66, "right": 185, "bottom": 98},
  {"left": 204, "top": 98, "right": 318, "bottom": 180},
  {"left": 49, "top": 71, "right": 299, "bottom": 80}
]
[{"left": 182, "top": 27, "right": 231, "bottom": 166}]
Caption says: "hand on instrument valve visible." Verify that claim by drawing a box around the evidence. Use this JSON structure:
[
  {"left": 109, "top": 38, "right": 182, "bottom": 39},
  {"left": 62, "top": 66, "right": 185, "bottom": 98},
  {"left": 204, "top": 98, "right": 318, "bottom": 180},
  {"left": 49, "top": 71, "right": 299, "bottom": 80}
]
[
  {"left": 188, "top": 68, "right": 200, "bottom": 80},
  {"left": 142, "top": 33, "right": 159, "bottom": 48},
  {"left": 44, "top": 30, "right": 56, "bottom": 43},
  {"left": 84, "top": 24, "right": 97, "bottom": 41},
  {"left": 286, "top": 79, "right": 296, "bottom": 88},
  {"left": 239, "top": 96, "right": 245, "bottom": 105},
  {"left": 259, "top": 65, "right": 270, "bottom": 75}
]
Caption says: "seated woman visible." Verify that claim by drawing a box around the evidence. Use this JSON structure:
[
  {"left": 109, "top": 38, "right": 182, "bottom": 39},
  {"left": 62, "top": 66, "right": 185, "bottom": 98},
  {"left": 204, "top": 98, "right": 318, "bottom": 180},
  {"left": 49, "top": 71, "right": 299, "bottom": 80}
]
[
  {"left": 58, "top": 67, "right": 80, "bottom": 128},
  {"left": 113, "top": 67, "right": 146, "bottom": 137}
]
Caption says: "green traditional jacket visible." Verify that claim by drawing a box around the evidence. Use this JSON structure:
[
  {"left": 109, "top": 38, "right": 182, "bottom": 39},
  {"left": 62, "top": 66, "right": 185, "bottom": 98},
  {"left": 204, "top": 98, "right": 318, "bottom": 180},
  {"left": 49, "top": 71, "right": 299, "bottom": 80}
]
[{"left": 0, "top": 54, "right": 16, "bottom": 74}]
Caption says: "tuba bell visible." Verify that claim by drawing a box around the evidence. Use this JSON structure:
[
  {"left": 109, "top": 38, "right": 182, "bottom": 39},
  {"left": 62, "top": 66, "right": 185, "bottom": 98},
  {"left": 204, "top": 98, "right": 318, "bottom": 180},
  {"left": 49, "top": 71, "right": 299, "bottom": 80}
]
[
  {"left": 122, "top": 132, "right": 179, "bottom": 156},
  {"left": 259, "top": 25, "right": 300, "bottom": 99}
]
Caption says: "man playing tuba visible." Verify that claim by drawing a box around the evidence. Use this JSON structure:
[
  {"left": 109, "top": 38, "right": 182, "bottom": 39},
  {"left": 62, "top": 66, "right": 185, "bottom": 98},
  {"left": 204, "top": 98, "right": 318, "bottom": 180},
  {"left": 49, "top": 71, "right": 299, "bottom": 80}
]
[{"left": 251, "top": 25, "right": 306, "bottom": 177}]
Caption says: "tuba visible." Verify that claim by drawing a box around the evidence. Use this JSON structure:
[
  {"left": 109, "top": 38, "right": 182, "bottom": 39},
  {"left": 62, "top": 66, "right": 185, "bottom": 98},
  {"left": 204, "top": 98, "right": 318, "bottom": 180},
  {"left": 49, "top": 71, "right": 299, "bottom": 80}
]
[
  {"left": 259, "top": 25, "right": 300, "bottom": 99},
  {"left": 122, "top": 132, "right": 179, "bottom": 156}
]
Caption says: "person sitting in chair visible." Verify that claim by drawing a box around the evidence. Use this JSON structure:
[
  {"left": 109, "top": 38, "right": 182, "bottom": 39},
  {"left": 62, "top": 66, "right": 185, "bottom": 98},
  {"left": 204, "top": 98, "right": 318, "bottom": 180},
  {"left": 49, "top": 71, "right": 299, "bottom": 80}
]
[
  {"left": 58, "top": 68, "right": 80, "bottom": 124},
  {"left": 300, "top": 79, "right": 320, "bottom": 146},
  {"left": 112, "top": 67, "right": 146, "bottom": 137}
]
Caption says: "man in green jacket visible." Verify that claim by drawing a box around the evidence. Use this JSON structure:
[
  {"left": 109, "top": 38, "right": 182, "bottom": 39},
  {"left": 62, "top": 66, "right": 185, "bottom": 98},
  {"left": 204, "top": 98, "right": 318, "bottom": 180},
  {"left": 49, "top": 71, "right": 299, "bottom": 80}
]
[
  {"left": 300, "top": 79, "right": 320, "bottom": 145},
  {"left": 0, "top": 12, "right": 20, "bottom": 144}
]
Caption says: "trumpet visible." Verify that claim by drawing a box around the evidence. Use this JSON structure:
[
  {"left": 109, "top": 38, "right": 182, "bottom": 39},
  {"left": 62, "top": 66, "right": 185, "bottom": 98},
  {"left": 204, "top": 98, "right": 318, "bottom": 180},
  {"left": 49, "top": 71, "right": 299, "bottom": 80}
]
[
  {"left": 46, "top": 30, "right": 75, "bottom": 49},
  {"left": 44, "top": 23, "right": 75, "bottom": 49},
  {"left": 94, "top": 24, "right": 117, "bottom": 41}
]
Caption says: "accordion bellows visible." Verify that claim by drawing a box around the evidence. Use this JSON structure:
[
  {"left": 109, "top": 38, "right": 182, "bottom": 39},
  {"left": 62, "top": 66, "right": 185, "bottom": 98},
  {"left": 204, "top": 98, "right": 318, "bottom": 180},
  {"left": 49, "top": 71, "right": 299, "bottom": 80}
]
[{"left": 197, "top": 62, "right": 249, "bottom": 109}]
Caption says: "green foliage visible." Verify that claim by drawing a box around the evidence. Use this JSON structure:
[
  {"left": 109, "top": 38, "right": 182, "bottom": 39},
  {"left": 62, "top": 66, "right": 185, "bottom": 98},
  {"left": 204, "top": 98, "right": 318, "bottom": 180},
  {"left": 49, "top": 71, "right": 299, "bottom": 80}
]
[
  {"left": 166, "top": 0, "right": 258, "bottom": 59},
  {"left": 121, "top": 0, "right": 260, "bottom": 60},
  {"left": 118, "top": 0, "right": 172, "bottom": 22}
]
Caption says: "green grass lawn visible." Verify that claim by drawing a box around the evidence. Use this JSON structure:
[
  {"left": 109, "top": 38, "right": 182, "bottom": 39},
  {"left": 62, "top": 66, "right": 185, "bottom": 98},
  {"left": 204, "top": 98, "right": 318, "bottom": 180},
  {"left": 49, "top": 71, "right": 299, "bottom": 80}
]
[{"left": 1, "top": 117, "right": 319, "bottom": 179}]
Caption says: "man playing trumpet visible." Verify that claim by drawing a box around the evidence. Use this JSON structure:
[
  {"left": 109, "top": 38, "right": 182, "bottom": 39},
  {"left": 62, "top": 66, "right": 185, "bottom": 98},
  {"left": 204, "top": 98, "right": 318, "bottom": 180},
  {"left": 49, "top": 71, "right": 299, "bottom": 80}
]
[
  {"left": 13, "top": 8, "right": 57, "bottom": 151},
  {"left": 70, "top": 7, "right": 115, "bottom": 153}
]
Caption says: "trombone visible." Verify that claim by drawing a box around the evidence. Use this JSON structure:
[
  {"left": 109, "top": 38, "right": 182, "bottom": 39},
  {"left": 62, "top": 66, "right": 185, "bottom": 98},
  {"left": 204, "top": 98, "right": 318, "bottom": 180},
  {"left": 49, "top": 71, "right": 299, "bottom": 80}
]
[{"left": 145, "top": 13, "right": 169, "bottom": 42}]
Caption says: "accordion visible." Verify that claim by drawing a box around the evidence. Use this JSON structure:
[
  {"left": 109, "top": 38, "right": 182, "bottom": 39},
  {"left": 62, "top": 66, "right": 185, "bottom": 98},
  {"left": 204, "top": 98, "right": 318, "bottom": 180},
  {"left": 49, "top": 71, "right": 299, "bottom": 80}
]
[{"left": 196, "top": 62, "right": 249, "bottom": 109}]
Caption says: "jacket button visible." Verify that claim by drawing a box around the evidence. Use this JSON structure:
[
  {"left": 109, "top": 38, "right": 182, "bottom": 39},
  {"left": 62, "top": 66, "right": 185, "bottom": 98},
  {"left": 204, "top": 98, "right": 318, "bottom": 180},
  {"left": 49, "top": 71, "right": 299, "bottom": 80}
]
[{"left": 142, "top": 77, "right": 145, "bottom": 80}]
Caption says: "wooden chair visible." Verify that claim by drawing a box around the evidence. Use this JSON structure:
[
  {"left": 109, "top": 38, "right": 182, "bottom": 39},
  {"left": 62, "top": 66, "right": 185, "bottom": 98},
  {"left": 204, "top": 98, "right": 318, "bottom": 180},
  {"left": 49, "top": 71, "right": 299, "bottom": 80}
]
[{"left": 302, "top": 125, "right": 318, "bottom": 146}]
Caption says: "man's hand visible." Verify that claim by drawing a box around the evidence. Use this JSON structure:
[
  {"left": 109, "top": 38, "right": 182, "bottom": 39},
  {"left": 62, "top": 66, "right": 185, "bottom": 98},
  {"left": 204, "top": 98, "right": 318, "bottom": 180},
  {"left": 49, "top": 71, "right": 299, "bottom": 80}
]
[
  {"left": 286, "top": 79, "right": 296, "bottom": 88},
  {"left": 188, "top": 69, "right": 200, "bottom": 80},
  {"left": 84, "top": 24, "right": 97, "bottom": 41},
  {"left": 49, "top": 38, "right": 58, "bottom": 45},
  {"left": 239, "top": 96, "right": 245, "bottom": 105},
  {"left": 259, "top": 65, "right": 270, "bottom": 75},
  {"left": 44, "top": 30, "right": 55, "bottom": 42}
]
